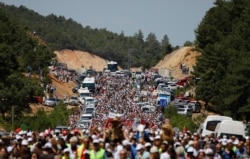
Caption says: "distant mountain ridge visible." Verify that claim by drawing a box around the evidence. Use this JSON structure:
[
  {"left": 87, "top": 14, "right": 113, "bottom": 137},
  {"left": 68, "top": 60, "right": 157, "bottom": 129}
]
[{"left": 0, "top": 3, "right": 174, "bottom": 69}]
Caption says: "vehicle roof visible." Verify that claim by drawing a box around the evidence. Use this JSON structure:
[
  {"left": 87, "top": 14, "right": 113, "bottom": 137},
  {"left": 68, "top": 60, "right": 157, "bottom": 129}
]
[
  {"left": 83, "top": 77, "right": 95, "bottom": 83},
  {"left": 205, "top": 115, "right": 233, "bottom": 121},
  {"left": 85, "top": 106, "right": 95, "bottom": 109},
  {"left": 107, "top": 61, "right": 117, "bottom": 64},
  {"left": 81, "top": 114, "right": 93, "bottom": 117},
  {"left": 84, "top": 97, "right": 94, "bottom": 100},
  {"left": 78, "top": 89, "right": 90, "bottom": 93}
]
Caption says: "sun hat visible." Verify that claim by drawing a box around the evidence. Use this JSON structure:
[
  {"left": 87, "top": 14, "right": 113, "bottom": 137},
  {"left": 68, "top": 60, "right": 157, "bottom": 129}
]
[
  {"left": 21, "top": 140, "right": 28, "bottom": 146},
  {"left": 136, "top": 144, "right": 144, "bottom": 150},
  {"left": 150, "top": 146, "right": 158, "bottom": 153},
  {"left": 93, "top": 139, "right": 100, "bottom": 144},
  {"left": 145, "top": 142, "right": 152, "bottom": 147},
  {"left": 44, "top": 142, "right": 52, "bottom": 149}
]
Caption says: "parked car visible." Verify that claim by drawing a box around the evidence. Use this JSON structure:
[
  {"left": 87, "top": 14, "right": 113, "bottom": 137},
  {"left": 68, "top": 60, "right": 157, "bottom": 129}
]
[
  {"left": 76, "top": 120, "right": 91, "bottom": 130},
  {"left": 80, "top": 114, "right": 93, "bottom": 121},
  {"left": 167, "top": 84, "right": 179, "bottom": 91},
  {"left": 43, "top": 98, "right": 60, "bottom": 107},
  {"left": 141, "top": 105, "right": 156, "bottom": 113},
  {"left": 72, "top": 85, "right": 80, "bottom": 93},
  {"left": 68, "top": 96, "right": 79, "bottom": 106},
  {"left": 84, "top": 106, "right": 95, "bottom": 115},
  {"left": 177, "top": 107, "right": 193, "bottom": 117},
  {"left": 187, "top": 101, "right": 202, "bottom": 113},
  {"left": 84, "top": 97, "right": 95, "bottom": 105}
]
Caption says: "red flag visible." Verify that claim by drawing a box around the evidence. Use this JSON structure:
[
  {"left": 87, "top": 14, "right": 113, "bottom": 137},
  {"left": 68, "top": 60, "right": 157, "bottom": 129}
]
[
  {"left": 183, "top": 126, "right": 188, "bottom": 133},
  {"left": 104, "top": 118, "right": 113, "bottom": 128}
]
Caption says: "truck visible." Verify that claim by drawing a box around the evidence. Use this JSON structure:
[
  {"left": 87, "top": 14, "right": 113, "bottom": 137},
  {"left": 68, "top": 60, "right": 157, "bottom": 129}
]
[{"left": 157, "top": 91, "right": 171, "bottom": 107}]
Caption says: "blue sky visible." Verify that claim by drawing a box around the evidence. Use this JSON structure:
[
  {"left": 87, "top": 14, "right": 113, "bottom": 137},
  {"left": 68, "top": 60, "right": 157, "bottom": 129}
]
[{"left": 1, "top": 0, "right": 215, "bottom": 46}]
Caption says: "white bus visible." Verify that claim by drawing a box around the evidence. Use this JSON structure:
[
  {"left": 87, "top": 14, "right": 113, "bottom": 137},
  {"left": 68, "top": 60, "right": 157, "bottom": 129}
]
[
  {"left": 81, "top": 77, "right": 95, "bottom": 93},
  {"left": 198, "top": 115, "right": 233, "bottom": 137},
  {"left": 107, "top": 61, "right": 118, "bottom": 72}
]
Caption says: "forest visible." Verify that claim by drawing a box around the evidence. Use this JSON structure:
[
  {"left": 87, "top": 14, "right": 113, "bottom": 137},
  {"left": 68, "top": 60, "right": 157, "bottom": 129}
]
[
  {"left": 0, "top": 8, "right": 55, "bottom": 126},
  {"left": 194, "top": 0, "right": 250, "bottom": 119},
  {"left": 0, "top": 3, "right": 175, "bottom": 69}
]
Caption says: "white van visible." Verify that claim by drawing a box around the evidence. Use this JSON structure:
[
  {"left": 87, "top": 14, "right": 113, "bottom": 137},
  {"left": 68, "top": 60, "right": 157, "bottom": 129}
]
[
  {"left": 198, "top": 115, "right": 233, "bottom": 137},
  {"left": 215, "top": 120, "right": 245, "bottom": 139},
  {"left": 141, "top": 105, "right": 156, "bottom": 113}
]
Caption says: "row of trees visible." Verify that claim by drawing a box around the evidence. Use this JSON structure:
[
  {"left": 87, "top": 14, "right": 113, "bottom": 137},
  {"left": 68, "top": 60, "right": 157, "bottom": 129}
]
[
  {"left": 194, "top": 0, "right": 250, "bottom": 119},
  {"left": 0, "top": 3, "right": 175, "bottom": 69},
  {"left": 0, "top": 10, "right": 54, "bottom": 122}
]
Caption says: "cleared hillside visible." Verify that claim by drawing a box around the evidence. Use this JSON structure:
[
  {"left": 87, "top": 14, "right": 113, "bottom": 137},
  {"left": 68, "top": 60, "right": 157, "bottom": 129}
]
[
  {"left": 155, "top": 47, "right": 201, "bottom": 79},
  {"left": 55, "top": 50, "right": 108, "bottom": 72}
]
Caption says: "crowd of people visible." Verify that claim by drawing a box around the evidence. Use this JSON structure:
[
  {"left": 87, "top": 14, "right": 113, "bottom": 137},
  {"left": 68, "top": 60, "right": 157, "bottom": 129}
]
[
  {"left": 0, "top": 69, "right": 249, "bottom": 159},
  {"left": 91, "top": 73, "right": 163, "bottom": 129},
  {"left": 0, "top": 123, "right": 250, "bottom": 159}
]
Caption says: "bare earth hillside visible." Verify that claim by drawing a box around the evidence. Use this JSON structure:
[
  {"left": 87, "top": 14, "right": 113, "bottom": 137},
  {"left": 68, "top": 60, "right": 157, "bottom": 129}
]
[
  {"left": 155, "top": 46, "right": 201, "bottom": 79},
  {"left": 55, "top": 50, "right": 108, "bottom": 72}
]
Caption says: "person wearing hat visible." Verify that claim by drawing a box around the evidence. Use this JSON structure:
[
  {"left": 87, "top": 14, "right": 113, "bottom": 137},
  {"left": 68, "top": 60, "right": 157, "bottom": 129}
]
[
  {"left": 39, "top": 142, "right": 54, "bottom": 159},
  {"left": 76, "top": 136, "right": 90, "bottom": 159},
  {"left": 186, "top": 147, "right": 195, "bottom": 159},
  {"left": 160, "top": 141, "right": 171, "bottom": 159},
  {"left": 144, "top": 142, "right": 151, "bottom": 156},
  {"left": 122, "top": 140, "right": 137, "bottom": 159},
  {"left": 62, "top": 148, "right": 70, "bottom": 159},
  {"left": 153, "top": 136, "right": 162, "bottom": 153},
  {"left": 149, "top": 146, "right": 160, "bottom": 159},
  {"left": 119, "top": 149, "right": 128, "bottom": 159},
  {"left": 68, "top": 136, "right": 78, "bottom": 159},
  {"left": 175, "top": 146, "right": 185, "bottom": 159},
  {"left": 135, "top": 144, "right": 148, "bottom": 159},
  {"left": 19, "top": 139, "right": 31, "bottom": 159},
  {"left": 89, "top": 139, "right": 105, "bottom": 159},
  {"left": 221, "top": 140, "right": 236, "bottom": 159}
]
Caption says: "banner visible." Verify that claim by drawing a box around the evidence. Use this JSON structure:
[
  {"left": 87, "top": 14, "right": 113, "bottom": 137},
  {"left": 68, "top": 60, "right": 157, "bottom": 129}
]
[
  {"left": 108, "top": 112, "right": 124, "bottom": 118},
  {"left": 160, "top": 99, "right": 167, "bottom": 107}
]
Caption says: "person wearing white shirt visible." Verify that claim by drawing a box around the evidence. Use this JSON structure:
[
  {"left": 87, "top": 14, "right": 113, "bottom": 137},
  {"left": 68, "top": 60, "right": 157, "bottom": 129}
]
[{"left": 160, "top": 141, "right": 171, "bottom": 159}]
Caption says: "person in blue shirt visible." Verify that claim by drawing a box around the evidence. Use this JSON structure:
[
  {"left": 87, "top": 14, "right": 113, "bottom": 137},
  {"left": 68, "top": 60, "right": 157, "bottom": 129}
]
[{"left": 122, "top": 140, "right": 137, "bottom": 159}]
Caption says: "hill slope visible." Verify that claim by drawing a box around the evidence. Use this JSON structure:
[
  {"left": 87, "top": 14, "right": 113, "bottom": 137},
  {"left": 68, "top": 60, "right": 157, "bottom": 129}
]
[
  {"left": 155, "top": 46, "right": 201, "bottom": 79},
  {"left": 55, "top": 50, "right": 108, "bottom": 72}
]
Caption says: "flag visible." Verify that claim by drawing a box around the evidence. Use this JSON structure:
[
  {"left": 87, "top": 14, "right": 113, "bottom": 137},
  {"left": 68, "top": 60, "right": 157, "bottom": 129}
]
[
  {"left": 104, "top": 118, "right": 113, "bottom": 128},
  {"left": 132, "top": 118, "right": 139, "bottom": 131},
  {"left": 183, "top": 126, "right": 188, "bottom": 133}
]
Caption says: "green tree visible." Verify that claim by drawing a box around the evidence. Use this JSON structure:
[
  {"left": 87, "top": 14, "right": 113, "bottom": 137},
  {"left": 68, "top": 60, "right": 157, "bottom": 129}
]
[{"left": 194, "top": 0, "right": 250, "bottom": 119}]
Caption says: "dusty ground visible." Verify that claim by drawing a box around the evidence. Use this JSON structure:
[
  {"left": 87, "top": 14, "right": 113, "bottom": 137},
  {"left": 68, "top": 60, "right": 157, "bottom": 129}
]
[
  {"left": 55, "top": 50, "right": 108, "bottom": 72},
  {"left": 155, "top": 46, "right": 201, "bottom": 79},
  {"left": 30, "top": 73, "right": 77, "bottom": 113}
]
